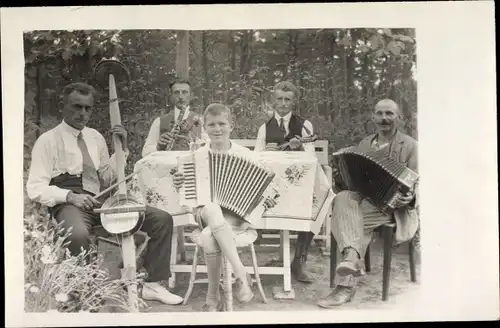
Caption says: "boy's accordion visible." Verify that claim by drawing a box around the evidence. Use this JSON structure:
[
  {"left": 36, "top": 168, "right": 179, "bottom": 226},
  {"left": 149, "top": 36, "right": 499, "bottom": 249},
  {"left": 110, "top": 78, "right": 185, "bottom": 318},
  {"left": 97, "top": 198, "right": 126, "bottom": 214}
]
[
  {"left": 333, "top": 147, "right": 419, "bottom": 214},
  {"left": 177, "top": 149, "right": 282, "bottom": 225}
]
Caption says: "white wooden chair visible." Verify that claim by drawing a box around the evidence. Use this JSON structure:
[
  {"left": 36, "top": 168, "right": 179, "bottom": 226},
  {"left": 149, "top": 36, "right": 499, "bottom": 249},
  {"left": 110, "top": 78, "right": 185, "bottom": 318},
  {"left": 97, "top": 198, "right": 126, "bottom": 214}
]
[{"left": 169, "top": 139, "right": 333, "bottom": 298}]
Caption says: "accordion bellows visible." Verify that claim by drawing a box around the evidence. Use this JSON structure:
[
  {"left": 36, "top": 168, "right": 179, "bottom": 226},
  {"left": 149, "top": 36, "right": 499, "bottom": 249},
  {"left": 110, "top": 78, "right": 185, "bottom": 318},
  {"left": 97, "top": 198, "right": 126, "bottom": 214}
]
[
  {"left": 178, "top": 149, "right": 279, "bottom": 225},
  {"left": 334, "top": 147, "right": 419, "bottom": 214}
]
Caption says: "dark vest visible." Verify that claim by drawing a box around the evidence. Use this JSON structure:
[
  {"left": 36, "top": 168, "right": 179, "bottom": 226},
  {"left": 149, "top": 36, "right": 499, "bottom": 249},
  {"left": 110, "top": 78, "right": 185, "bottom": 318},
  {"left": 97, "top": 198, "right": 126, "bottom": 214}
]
[
  {"left": 49, "top": 173, "right": 95, "bottom": 196},
  {"left": 158, "top": 109, "right": 203, "bottom": 151},
  {"left": 265, "top": 113, "right": 306, "bottom": 148}
]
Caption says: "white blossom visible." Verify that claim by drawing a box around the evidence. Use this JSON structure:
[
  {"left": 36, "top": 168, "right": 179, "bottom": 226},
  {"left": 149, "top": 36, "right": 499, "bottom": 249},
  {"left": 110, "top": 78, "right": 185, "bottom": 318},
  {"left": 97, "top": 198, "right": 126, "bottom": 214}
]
[
  {"left": 55, "top": 293, "right": 69, "bottom": 303},
  {"left": 41, "top": 245, "right": 57, "bottom": 264},
  {"left": 29, "top": 285, "right": 40, "bottom": 293}
]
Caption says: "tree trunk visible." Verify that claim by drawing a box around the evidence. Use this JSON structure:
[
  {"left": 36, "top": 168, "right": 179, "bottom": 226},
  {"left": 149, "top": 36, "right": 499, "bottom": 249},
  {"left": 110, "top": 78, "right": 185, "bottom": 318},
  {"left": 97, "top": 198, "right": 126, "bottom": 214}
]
[
  {"left": 176, "top": 30, "right": 189, "bottom": 80},
  {"left": 202, "top": 31, "right": 210, "bottom": 108},
  {"left": 35, "top": 64, "right": 43, "bottom": 139},
  {"left": 230, "top": 31, "right": 237, "bottom": 81},
  {"left": 240, "top": 30, "right": 250, "bottom": 79}
]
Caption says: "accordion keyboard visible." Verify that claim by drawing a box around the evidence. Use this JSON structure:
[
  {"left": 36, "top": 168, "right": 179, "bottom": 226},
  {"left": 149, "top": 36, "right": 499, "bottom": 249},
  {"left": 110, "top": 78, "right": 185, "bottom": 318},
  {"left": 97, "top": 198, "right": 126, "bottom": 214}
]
[{"left": 182, "top": 162, "right": 197, "bottom": 200}]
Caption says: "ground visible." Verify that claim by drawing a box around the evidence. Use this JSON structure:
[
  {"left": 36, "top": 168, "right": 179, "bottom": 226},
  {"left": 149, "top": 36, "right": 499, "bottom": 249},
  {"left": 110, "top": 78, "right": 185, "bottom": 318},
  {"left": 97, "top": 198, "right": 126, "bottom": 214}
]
[{"left": 101, "top": 234, "right": 421, "bottom": 312}]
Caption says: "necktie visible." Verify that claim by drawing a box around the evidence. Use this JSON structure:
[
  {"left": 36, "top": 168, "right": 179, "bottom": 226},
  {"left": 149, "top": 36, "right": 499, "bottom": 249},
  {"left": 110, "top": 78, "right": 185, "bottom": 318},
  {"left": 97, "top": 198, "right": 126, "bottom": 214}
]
[
  {"left": 279, "top": 118, "right": 286, "bottom": 136},
  {"left": 77, "top": 132, "right": 100, "bottom": 195}
]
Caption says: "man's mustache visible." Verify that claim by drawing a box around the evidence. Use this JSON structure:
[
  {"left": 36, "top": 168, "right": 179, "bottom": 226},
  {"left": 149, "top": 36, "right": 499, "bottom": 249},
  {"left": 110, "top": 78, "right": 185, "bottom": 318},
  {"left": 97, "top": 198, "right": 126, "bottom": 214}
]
[{"left": 379, "top": 120, "right": 392, "bottom": 125}]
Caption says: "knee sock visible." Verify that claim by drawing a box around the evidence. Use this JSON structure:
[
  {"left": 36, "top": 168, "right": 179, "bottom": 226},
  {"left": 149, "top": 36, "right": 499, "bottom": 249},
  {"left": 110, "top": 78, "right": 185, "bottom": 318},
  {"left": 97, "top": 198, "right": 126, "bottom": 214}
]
[
  {"left": 204, "top": 252, "right": 222, "bottom": 304},
  {"left": 211, "top": 221, "right": 247, "bottom": 280}
]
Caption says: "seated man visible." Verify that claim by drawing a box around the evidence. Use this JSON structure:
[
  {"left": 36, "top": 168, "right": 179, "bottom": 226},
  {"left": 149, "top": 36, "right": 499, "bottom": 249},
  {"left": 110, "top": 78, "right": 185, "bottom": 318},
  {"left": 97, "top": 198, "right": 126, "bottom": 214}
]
[
  {"left": 317, "top": 99, "right": 419, "bottom": 308},
  {"left": 26, "top": 82, "right": 183, "bottom": 305},
  {"left": 142, "top": 78, "right": 208, "bottom": 156},
  {"left": 173, "top": 103, "right": 276, "bottom": 312},
  {"left": 254, "top": 81, "right": 317, "bottom": 283}
]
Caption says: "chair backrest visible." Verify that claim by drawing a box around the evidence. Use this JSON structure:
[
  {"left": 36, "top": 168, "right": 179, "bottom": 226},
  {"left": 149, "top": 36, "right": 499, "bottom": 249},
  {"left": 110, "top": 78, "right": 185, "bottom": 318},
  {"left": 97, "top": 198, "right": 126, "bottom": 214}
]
[{"left": 231, "top": 139, "right": 329, "bottom": 166}]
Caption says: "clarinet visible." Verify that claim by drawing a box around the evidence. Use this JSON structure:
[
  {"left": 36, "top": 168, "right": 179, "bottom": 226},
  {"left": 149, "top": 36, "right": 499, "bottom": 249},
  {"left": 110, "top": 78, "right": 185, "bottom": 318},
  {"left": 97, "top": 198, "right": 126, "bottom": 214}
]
[{"left": 165, "top": 107, "right": 188, "bottom": 151}]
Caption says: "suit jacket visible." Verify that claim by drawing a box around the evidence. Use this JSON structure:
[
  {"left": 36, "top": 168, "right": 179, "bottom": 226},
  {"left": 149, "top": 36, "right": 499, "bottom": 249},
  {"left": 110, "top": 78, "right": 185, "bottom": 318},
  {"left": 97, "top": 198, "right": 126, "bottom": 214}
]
[{"left": 358, "top": 130, "right": 419, "bottom": 244}]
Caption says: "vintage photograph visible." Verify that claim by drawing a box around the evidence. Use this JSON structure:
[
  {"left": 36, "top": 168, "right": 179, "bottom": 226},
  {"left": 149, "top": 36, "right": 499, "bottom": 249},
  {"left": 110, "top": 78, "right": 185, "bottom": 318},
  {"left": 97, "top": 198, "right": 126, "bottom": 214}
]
[{"left": 22, "top": 27, "right": 421, "bottom": 314}]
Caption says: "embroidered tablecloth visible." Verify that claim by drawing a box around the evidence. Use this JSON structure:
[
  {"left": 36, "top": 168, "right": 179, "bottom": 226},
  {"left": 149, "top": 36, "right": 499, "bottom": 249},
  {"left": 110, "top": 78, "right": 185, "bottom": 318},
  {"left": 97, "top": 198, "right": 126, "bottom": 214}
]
[{"left": 130, "top": 150, "right": 335, "bottom": 234}]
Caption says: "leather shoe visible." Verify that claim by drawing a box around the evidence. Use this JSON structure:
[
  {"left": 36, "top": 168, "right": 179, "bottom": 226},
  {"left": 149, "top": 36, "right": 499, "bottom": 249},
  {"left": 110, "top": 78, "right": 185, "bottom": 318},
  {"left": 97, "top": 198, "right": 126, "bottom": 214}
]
[
  {"left": 234, "top": 273, "right": 254, "bottom": 304},
  {"left": 141, "top": 282, "right": 183, "bottom": 305},
  {"left": 202, "top": 299, "right": 225, "bottom": 312},
  {"left": 291, "top": 258, "right": 314, "bottom": 283},
  {"left": 336, "top": 248, "right": 361, "bottom": 277},
  {"left": 317, "top": 286, "right": 356, "bottom": 308}
]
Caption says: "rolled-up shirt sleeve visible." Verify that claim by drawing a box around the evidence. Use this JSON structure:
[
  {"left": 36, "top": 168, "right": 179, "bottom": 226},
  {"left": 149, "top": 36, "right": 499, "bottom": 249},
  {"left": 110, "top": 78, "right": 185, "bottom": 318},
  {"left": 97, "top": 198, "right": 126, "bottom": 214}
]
[
  {"left": 302, "top": 120, "right": 316, "bottom": 154},
  {"left": 254, "top": 124, "right": 266, "bottom": 152},
  {"left": 26, "top": 134, "right": 70, "bottom": 207},
  {"left": 142, "top": 117, "right": 161, "bottom": 157}
]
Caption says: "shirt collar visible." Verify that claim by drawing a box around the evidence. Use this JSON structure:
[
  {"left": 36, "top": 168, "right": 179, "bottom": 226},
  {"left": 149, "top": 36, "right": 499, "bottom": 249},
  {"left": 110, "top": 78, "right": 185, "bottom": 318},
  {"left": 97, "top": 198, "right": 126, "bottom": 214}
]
[
  {"left": 175, "top": 106, "right": 191, "bottom": 119},
  {"left": 274, "top": 111, "right": 292, "bottom": 122},
  {"left": 60, "top": 119, "right": 85, "bottom": 138}
]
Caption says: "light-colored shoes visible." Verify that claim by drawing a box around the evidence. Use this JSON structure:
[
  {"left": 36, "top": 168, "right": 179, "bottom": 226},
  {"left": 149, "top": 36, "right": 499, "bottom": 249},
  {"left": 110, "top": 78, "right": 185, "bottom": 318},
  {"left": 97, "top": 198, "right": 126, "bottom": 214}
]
[
  {"left": 234, "top": 273, "right": 254, "bottom": 304},
  {"left": 141, "top": 282, "right": 183, "bottom": 305}
]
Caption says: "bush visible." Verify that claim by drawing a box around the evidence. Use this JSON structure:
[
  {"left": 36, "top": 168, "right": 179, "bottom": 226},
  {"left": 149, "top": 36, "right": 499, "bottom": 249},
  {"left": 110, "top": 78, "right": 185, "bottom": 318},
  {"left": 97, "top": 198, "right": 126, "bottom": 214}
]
[{"left": 23, "top": 212, "right": 148, "bottom": 313}]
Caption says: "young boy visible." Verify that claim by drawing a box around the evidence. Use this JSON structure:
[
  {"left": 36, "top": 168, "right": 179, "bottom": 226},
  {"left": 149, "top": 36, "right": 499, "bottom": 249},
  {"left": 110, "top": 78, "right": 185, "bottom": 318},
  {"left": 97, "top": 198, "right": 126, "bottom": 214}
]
[{"left": 173, "top": 103, "right": 276, "bottom": 311}]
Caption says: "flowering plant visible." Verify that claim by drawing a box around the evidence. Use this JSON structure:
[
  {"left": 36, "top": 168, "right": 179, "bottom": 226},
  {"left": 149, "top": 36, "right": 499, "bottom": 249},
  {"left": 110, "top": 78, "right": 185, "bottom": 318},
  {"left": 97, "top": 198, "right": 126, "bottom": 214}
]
[{"left": 24, "top": 211, "right": 147, "bottom": 313}]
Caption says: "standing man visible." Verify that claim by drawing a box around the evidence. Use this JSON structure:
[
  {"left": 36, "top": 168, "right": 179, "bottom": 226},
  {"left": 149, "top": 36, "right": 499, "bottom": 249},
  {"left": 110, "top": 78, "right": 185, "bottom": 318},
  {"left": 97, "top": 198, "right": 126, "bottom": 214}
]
[
  {"left": 27, "top": 82, "right": 183, "bottom": 305},
  {"left": 254, "top": 81, "right": 317, "bottom": 284},
  {"left": 142, "top": 79, "right": 208, "bottom": 157},
  {"left": 317, "top": 99, "right": 419, "bottom": 308}
]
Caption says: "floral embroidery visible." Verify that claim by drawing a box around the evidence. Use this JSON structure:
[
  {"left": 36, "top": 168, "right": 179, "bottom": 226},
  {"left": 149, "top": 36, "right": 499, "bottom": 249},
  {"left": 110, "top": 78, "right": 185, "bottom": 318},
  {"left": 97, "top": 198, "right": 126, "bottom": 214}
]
[
  {"left": 284, "top": 164, "right": 310, "bottom": 186},
  {"left": 145, "top": 188, "right": 165, "bottom": 204},
  {"left": 129, "top": 178, "right": 141, "bottom": 196},
  {"left": 312, "top": 192, "right": 319, "bottom": 208}
]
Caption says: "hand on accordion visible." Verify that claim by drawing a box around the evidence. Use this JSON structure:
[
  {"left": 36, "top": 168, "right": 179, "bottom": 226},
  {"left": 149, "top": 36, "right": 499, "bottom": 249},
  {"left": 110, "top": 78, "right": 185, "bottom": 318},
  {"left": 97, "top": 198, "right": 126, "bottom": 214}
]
[
  {"left": 172, "top": 171, "right": 184, "bottom": 191},
  {"left": 263, "top": 197, "right": 277, "bottom": 210},
  {"left": 395, "top": 191, "right": 414, "bottom": 208}
]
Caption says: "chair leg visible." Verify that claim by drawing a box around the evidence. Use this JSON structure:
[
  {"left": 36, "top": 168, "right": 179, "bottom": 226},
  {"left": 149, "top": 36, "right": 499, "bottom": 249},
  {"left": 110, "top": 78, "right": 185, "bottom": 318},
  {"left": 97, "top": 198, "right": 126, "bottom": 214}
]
[
  {"left": 249, "top": 243, "right": 268, "bottom": 303},
  {"left": 409, "top": 239, "right": 417, "bottom": 282},
  {"left": 183, "top": 245, "right": 199, "bottom": 305},
  {"left": 177, "top": 226, "right": 187, "bottom": 263},
  {"left": 168, "top": 228, "right": 179, "bottom": 289},
  {"left": 330, "top": 232, "right": 337, "bottom": 288},
  {"left": 223, "top": 257, "right": 233, "bottom": 311},
  {"left": 382, "top": 225, "right": 394, "bottom": 301},
  {"left": 365, "top": 244, "right": 371, "bottom": 273}
]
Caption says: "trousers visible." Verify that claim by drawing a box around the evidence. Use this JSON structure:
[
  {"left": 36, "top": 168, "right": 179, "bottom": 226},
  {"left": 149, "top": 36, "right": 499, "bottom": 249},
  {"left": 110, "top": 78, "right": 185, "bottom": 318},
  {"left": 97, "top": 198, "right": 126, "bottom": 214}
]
[
  {"left": 331, "top": 190, "right": 393, "bottom": 287},
  {"left": 51, "top": 203, "right": 174, "bottom": 283}
]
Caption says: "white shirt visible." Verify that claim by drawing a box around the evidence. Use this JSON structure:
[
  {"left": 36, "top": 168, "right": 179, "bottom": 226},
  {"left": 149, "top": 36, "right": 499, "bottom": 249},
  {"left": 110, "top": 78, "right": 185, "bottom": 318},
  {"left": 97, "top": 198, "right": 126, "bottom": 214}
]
[
  {"left": 254, "top": 111, "right": 315, "bottom": 153},
  {"left": 199, "top": 140, "right": 251, "bottom": 156},
  {"left": 26, "top": 120, "right": 126, "bottom": 207},
  {"left": 142, "top": 106, "right": 209, "bottom": 157}
]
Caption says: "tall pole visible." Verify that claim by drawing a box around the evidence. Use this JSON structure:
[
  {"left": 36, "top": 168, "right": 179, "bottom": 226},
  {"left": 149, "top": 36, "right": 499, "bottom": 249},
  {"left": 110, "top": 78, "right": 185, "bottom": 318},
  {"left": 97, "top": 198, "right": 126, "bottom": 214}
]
[
  {"left": 170, "top": 30, "right": 190, "bottom": 289},
  {"left": 176, "top": 30, "right": 189, "bottom": 79}
]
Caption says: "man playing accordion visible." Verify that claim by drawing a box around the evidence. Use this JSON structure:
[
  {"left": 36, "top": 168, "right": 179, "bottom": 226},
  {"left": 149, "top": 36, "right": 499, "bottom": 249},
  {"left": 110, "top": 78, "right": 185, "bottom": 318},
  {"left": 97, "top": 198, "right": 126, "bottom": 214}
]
[
  {"left": 173, "top": 103, "right": 277, "bottom": 311},
  {"left": 318, "top": 99, "right": 419, "bottom": 308},
  {"left": 254, "top": 81, "right": 317, "bottom": 284}
]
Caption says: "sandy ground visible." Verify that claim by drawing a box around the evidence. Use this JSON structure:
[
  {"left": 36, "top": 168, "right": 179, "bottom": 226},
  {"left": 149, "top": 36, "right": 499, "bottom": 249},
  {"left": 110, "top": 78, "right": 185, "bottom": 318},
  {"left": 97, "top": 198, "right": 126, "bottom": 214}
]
[{"left": 101, "top": 235, "right": 421, "bottom": 313}]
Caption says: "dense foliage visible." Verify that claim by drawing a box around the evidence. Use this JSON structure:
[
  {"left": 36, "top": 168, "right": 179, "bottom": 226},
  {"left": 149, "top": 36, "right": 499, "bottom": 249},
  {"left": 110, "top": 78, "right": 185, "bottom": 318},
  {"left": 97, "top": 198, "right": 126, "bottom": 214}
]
[
  {"left": 24, "top": 28, "right": 417, "bottom": 176},
  {"left": 23, "top": 29, "right": 417, "bottom": 312}
]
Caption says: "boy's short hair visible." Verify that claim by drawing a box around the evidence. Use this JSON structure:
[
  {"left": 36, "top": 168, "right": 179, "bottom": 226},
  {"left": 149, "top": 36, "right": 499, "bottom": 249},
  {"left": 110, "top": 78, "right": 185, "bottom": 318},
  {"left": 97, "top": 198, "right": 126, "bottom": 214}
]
[
  {"left": 62, "top": 82, "right": 97, "bottom": 103},
  {"left": 203, "top": 103, "right": 233, "bottom": 124},
  {"left": 272, "top": 81, "right": 300, "bottom": 98}
]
